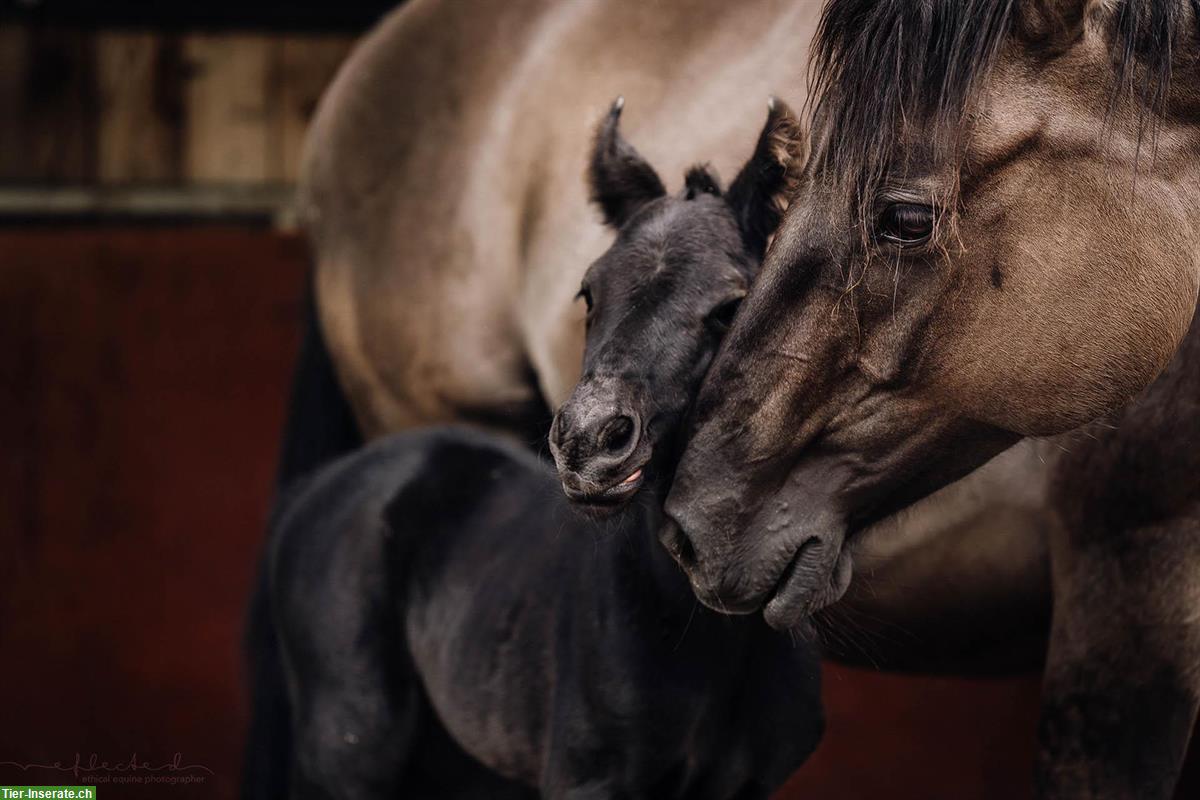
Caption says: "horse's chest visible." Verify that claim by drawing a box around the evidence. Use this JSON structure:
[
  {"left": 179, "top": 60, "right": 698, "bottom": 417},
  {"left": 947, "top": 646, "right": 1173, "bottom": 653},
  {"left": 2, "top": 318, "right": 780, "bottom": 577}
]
[
  {"left": 833, "top": 438, "right": 1065, "bottom": 667},
  {"left": 853, "top": 438, "right": 1061, "bottom": 566}
]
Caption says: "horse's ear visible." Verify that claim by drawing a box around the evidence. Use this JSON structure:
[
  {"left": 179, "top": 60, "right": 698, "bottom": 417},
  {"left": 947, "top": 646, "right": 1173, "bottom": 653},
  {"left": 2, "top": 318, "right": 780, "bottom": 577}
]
[
  {"left": 726, "top": 97, "right": 806, "bottom": 261},
  {"left": 589, "top": 97, "right": 667, "bottom": 229},
  {"left": 1016, "top": 0, "right": 1088, "bottom": 51}
]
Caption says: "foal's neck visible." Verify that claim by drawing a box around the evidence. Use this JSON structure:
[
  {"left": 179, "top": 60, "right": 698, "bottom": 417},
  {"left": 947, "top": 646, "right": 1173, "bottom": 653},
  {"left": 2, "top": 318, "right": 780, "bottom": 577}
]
[{"left": 605, "top": 486, "right": 708, "bottom": 624}]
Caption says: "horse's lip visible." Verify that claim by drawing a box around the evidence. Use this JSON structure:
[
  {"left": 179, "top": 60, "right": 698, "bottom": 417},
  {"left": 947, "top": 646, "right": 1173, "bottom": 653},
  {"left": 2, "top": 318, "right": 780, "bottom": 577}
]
[
  {"left": 763, "top": 547, "right": 809, "bottom": 614},
  {"left": 762, "top": 538, "right": 851, "bottom": 629}
]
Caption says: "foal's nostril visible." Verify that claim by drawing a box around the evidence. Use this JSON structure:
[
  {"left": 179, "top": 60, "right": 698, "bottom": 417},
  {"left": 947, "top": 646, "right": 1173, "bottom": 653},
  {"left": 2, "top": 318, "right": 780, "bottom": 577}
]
[
  {"left": 549, "top": 412, "right": 566, "bottom": 452},
  {"left": 598, "top": 415, "right": 635, "bottom": 455}
]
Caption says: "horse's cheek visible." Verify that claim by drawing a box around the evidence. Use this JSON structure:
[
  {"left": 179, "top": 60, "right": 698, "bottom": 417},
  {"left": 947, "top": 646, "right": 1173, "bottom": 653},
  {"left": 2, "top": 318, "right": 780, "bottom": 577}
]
[{"left": 930, "top": 188, "right": 1198, "bottom": 437}]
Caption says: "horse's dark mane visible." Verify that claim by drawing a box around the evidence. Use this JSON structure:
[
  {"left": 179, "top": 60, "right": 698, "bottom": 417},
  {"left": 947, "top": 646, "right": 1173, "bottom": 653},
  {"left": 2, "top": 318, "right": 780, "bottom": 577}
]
[
  {"left": 808, "top": 0, "right": 1198, "bottom": 202},
  {"left": 1110, "top": 0, "right": 1197, "bottom": 117}
]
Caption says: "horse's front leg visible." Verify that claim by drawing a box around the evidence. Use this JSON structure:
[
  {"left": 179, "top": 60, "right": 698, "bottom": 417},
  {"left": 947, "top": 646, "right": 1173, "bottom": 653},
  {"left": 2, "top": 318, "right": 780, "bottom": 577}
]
[{"left": 1036, "top": 513, "right": 1200, "bottom": 799}]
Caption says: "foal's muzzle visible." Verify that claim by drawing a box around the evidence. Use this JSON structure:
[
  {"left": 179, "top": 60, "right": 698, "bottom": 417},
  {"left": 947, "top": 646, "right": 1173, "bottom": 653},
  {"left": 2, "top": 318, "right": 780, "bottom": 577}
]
[{"left": 550, "top": 382, "right": 649, "bottom": 512}]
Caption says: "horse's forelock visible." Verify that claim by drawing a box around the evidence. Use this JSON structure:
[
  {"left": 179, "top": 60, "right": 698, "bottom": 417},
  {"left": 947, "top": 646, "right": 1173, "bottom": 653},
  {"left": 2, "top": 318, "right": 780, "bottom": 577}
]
[
  {"left": 1109, "top": 0, "right": 1196, "bottom": 118},
  {"left": 807, "top": 0, "right": 1195, "bottom": 209},
  {"left": 807, "top": 0, "right": 1017, "bottom": 204}
]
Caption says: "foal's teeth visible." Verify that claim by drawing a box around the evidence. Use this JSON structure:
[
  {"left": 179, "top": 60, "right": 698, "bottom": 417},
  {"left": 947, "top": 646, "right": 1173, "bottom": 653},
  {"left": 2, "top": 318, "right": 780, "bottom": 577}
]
[{"left": 620, "top": 468, "right": 643, "bottom": 486}]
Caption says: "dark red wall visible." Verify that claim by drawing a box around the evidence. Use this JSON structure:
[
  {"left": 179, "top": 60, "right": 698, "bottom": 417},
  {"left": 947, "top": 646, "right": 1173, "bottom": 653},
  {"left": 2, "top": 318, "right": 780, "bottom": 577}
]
[
  {"left": 0, "top": 228, "right": 1194, "bottom": 799},
  {"left": 0, "top": 228, "right": 306, "bottom": 798}
]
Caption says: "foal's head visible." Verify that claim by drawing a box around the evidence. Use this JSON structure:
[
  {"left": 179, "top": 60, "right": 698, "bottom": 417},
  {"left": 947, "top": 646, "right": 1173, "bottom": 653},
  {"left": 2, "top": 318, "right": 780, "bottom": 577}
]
[{"left": 550, "top": 97, "right": 804, "bottom": 515}]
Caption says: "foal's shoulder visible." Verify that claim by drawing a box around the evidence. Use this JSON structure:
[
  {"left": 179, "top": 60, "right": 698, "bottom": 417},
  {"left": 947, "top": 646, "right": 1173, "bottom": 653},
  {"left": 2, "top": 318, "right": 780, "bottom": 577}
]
[
  {"left": 280, "top": 426, "right": 544, "bottom": 515},
  {"left": 386, "top": 425, "right": 546, "bottom": 476},
  {"left": 270, "top": 425, "right": 552, "bottom": 593},
  {"left": 270, "top": 425, "right": 556, "bottom": 544},
  {"left": 374, "top": 426, "right": 555, "bottom": 522}
]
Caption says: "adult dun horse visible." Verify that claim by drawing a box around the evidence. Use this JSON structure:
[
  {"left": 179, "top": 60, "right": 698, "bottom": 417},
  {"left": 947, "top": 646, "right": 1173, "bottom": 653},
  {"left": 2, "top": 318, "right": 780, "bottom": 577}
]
[
  {"left": 266, "top": 1, "right": 1199, "bottom": 799},
  {"left": 662, "top": 2, "right": 1200, "bottom": 799}
]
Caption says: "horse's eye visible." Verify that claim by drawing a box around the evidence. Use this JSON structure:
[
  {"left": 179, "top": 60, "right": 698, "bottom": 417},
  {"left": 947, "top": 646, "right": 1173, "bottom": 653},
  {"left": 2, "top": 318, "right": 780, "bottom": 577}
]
[
  {"left": 877, "top": 203, "right": 934, "bottom": 245},
  {"left": 707, "top": 296, "right": 743, "bottom": 334},
  {"left": 576, "top": 285, "right": 594, "bottom": 314}
]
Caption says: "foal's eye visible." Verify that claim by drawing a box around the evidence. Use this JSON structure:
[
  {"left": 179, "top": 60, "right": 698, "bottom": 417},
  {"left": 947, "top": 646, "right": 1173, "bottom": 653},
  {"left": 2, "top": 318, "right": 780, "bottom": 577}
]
[
  {"left": 576, "top": 285, "right": 594, "bottom": 314},
  {"left": 877, "top": 203, "right": 935, "bottom": 245},
  {"left": 707, "top": 297, "right": 743, "bottom": 334}
]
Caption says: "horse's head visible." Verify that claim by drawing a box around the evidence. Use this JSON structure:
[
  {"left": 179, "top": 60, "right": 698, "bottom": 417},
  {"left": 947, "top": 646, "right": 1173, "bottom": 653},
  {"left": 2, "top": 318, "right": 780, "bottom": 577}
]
[
  {"left": 665, "top": 0, "right": 1200, "bottom": 627},
  {"left": 550, "top": 97, "right": 804, "bottom": 515}
]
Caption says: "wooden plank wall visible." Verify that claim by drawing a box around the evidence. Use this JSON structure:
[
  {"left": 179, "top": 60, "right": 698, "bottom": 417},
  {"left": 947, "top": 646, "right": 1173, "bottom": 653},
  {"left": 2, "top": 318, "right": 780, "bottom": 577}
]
[{"left": 0, "top": 24, "right": 355, "bottom": 186}]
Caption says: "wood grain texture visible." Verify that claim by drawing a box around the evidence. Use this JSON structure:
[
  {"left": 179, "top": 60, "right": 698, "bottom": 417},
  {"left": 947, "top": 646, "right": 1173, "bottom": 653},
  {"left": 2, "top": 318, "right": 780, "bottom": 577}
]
[
  {"left": 96, "top": 31, "right": 185, "bottom": 182},
  {"left": 14, "top": 26, "right": 99, "bottom": 181},
  {"left": 182, "top": 33, "right": 274, "bottom": 182},
  {"left": 0, "top": 24, "right": 352, "bottom": 187},
  {"left": 0, "top": 24, "right": 31, "bottom": 180},
  {"left": 274, "top": 35, "right": 356, "bottom": 181}
]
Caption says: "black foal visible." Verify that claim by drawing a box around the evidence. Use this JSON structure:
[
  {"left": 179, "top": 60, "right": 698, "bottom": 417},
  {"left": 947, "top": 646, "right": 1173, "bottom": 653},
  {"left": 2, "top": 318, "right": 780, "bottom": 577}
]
[
  {"left": 551, "top": 96, "right": 805, "bottom": 515},
  {"left": 270, "top": 100, "right": 820, "bottom": 800}
]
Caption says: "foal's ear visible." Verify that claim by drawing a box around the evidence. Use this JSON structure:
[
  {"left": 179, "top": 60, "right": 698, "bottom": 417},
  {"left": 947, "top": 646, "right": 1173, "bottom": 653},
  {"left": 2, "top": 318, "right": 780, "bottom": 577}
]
[
  {"left": 726, "top": 97, "right": 806, "bottom": 260},
  {"left": 684, "top": 165, "right": 722, "bottom": 199},
  {"left": 589, "top": 97, "right": 667, "bottom": 229},
  {"left": 1016, "top": 0, "right": 1088, "bottom": 51}
]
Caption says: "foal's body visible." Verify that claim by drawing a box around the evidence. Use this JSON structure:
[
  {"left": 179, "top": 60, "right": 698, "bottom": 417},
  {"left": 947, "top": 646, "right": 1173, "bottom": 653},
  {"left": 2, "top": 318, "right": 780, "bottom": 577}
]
[{"left": 273, "top": 428, "right": 822, "bottom": 799}]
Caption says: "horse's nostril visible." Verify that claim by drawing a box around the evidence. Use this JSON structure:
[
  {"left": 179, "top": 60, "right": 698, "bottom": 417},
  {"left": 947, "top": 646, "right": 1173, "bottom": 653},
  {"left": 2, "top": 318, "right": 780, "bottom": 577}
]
[
  {"left": 598, "top": 415, "right": 635, "bottom": 454},
  {"left": 661, "top": 522, "right": 697, "bottom": 568}
]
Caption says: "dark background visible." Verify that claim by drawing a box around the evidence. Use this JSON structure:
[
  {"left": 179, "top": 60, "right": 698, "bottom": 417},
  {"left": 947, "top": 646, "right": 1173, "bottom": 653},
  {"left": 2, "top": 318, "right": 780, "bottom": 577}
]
[
  {"left": 0, "top": 0, "right": 394, "bottom": 31},
  {"left": 0, "top": 3, "right": 1196, "bottom": 798}
]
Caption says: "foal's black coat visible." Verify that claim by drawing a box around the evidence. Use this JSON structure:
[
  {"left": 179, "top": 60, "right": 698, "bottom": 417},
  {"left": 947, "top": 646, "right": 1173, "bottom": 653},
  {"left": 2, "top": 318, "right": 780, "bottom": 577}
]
[
  {"left": 269, "top": 100, "right": 821, "bottom": 799},
  {"left": 273, "top": 428, "right": 822, "bottom": 799}
]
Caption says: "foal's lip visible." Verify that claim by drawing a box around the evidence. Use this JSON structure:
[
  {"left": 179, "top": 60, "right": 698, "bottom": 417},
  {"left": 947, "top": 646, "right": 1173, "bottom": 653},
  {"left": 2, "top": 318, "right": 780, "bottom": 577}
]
[
  {"left": 600, "top": 465, "right": 644, "bottom": 497},
  {"left": 561, "top": 463, "right": 647, "bottom": 509}
]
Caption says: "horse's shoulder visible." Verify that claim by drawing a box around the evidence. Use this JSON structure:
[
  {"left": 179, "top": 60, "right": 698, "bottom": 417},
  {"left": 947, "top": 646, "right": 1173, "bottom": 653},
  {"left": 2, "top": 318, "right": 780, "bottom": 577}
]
[{"left": 1051, "top": 312, "right": 1200, "bottom": 541}]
